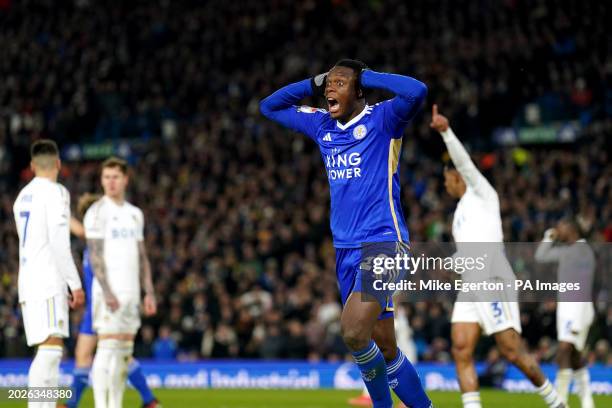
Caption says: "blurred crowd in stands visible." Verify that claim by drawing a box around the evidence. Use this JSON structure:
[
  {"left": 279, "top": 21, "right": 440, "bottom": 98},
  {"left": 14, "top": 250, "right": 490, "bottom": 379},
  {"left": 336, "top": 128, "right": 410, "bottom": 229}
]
[{"left": 0, "top": 0, "right": 610, "bottom": 364}]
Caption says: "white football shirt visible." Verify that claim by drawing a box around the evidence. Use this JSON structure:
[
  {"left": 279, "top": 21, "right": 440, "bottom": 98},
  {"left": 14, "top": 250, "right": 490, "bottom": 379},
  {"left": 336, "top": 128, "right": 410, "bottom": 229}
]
[
  {"left": 442, "top": 128, "right": 514, "bottom": 280},
  {"left": 13, "top": 177, "right": 81, "bottom": 302},
  {"left": 442, "top": 128, "right": 503, "bottom": 243},
  {"left": 84, "top": 196, "right": 144, "bottom": 295}
]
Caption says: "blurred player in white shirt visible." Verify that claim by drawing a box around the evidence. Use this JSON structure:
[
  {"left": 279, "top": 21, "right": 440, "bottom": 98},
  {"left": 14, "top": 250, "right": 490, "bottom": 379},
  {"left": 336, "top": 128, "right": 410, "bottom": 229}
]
[
  {"left": 84, "top": 157, "right": 156, "bottom": 408},
  {"left": 536, "top": 219, "right": 595, "bottom": 408},
  {"left": 431, "top": 106, "right": 566, "bottom": 408},
  {"left": 13, "top": 139, "right": 84, "bottom": 408}
]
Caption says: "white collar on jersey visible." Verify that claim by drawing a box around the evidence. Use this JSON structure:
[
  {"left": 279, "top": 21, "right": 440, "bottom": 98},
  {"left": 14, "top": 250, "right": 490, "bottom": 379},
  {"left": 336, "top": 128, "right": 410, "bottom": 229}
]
[
  {"left": 336, "top": 104, "right": 371, "bottom": 130},
  {"left": 104, "top": 195, "right": 126, "bottom": 207}
]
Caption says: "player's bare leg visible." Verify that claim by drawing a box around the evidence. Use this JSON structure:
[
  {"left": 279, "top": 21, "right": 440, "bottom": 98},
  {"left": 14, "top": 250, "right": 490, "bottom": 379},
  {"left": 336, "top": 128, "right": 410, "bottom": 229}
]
[
  {"left": 75, "top": 333, "right": 97, "bottom": 367},
  {"left": 341, "top": 294, "right": 393, "bottom": 408},
  {"left": 495, "top": 328, "right": 566, "bottom": 407},
  {"left": 451, "top": 322, "right": 482, "bottom": 408},
  {"left": 372, "top": 317, "right": 398, "bottom": 362},
  {"left": 29, "top": 336, "right": 63, "bottom": 408},
  {"left": 451, "top": 323, "right": 480, "bottom": 391},
  {"left": 494, "top": 328, "right": 545, "bottom": 385}
]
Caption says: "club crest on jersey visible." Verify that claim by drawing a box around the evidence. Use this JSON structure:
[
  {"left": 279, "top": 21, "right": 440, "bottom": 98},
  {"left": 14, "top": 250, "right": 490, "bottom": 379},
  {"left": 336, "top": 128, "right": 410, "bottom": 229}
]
[{"left": 353, "top": 124, "right": 367, "bottom": 140}]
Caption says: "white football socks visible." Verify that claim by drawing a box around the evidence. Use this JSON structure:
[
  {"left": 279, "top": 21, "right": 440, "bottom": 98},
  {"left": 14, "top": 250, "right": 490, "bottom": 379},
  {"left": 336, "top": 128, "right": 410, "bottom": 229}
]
[
  {"left": 28, "top": 344, "right": 63, "bottom": 408},
  {"left": 555, "top": 368, "right": 573, "bottom": 404},
  {"left": 461, "top": 391, "right": 482, "bottom": 408},
  {"left": 537, "top": 378, "right": 565, "bottom": 408},
  {"left": 93, "top": 339, "right": 134, "bottom": 408},
  {"left": 573, "top": 367, "right": 594, "bottom": 408}
]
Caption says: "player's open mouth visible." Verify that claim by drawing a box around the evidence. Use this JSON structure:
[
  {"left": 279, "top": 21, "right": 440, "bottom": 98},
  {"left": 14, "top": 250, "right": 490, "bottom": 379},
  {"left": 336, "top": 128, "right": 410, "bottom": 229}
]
[{"left": 327, "top": 98, "right": 340, "bottom": 114}]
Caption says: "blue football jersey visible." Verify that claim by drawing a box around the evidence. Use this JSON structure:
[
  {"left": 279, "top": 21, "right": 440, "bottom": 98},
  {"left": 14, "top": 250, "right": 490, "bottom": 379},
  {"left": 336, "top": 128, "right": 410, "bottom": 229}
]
[
  {"left": 261, "top": 72, "right": 427, "bottom": 248},
  {"left": 294, "top": 103, "right": 409, "bottom": 247},
  {"left": 82, "top": 247, "right": 94, "bottom": 301}
]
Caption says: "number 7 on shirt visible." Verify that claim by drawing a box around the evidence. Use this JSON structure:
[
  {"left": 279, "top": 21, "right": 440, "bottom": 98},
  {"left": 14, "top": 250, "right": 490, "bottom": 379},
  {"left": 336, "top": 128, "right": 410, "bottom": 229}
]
[{"left": 19, "top": 211, "right": 30, "bottom": 246}]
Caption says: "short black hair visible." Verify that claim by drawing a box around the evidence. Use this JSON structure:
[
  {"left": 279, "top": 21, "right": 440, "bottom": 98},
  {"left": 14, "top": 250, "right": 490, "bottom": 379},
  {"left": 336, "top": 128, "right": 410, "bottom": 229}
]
[
  {"left": 559, "top": 216, "right": 584, "bottom": 237},
  {"left": 334, "top": 58, "right": 369, "bottom": 72},
  {"left": 30, "top": 139, "right": 59, "bottom": 159},
  {"left": 334, "top": 59, "right": 369, "bottom": 98}
]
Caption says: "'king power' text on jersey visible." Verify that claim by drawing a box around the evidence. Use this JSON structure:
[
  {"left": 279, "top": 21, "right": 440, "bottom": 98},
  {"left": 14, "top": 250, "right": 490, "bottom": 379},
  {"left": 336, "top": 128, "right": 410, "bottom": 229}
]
[{"left": 260, "top": 71, "right": 427, "bottom": 248}]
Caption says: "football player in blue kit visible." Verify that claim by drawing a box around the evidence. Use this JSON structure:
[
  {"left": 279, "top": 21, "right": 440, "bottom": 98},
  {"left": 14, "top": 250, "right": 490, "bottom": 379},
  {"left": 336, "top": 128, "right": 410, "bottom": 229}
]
[{"left": 260, "top": 60, "right": 432, "bottom": 408}]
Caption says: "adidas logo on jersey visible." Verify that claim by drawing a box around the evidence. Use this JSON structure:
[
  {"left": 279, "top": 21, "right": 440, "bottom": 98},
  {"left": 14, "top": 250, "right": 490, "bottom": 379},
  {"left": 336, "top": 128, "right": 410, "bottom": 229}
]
[{"left": 323, "top": 133, "right": 332, "bottom": 142}]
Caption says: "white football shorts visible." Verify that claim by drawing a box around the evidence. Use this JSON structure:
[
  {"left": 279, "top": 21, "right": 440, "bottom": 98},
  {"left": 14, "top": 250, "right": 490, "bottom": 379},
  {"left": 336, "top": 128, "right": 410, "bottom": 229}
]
[
  {"left": 452, "top": 301, "right": 522, "bottom": 336},
  {"left": 557, "top": 301, "right": 594, "bottom": 351},
  {"left": 21, "top": 293, "right": 69, "bottom": 346},
  {"left": 93, "top": 291, "right": 141, "bottom": 335}
]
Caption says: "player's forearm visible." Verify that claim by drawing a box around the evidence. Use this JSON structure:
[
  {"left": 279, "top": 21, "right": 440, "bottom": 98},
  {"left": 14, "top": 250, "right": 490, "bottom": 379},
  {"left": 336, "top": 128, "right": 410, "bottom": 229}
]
[
  {"left": 534, "top": 232, "right": 562, "bottom": 262},
  {"left": 87, "top": 238, "right": 113, "bottom": 295},
  {"left": 70, "top": 216, "right": 85, "bottom": 238},
  {"left": 50, "top": 224, "right": 82, "bottom": 291},
  {"left": 360, "top": 70, "right": 427, "bottom": 118},
  {"left": 441, "top": 127, "right": 481, "bottom": 186},
  {"left": 260, "top": 79, "right": 312, "bottom": 117},
  {"left": 138, "top": 242, "right": 155, "bottom": 296}
]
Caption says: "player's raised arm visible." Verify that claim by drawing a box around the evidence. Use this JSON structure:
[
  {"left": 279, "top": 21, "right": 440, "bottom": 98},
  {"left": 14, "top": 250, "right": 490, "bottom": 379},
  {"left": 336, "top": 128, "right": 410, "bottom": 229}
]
[
  {"left": 534, "top": 228, "right": 564, "bottom": 262},
  {"left": 360, "top": 69, "right": 427, "bottom": 132},
  {"left": 48, "top": 187, "right": 84, "bottom": 308},
  {"left": 259, "top": 75, "right": 327, "bottom": 139},
  {"left": 430, "top": 104, "right": 496, "bottom": 199}
]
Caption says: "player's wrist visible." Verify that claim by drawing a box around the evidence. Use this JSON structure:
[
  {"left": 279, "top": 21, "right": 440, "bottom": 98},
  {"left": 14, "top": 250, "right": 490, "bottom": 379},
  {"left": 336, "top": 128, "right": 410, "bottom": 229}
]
[
  {"left": 358, "top": 68, "right": 372, "bottom": 88},
  {"left": 310, "top": 73, "right": 327, "bottom": 97},
  {"left": 543, "top": 228, "right": 556, "bottom": 242},
  {"left": 440, "top": 127, "right": 454, "bottom": 141}
]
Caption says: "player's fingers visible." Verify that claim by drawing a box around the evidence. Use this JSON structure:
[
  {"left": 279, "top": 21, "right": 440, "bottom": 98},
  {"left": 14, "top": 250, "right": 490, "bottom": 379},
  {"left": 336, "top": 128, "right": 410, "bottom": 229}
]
[{"left": 432, "top": 104, "right": 438, "bottom": 117}]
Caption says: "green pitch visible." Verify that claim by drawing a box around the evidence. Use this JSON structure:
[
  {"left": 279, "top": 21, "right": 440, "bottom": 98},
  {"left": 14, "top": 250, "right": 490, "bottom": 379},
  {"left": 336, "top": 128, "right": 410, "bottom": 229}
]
[{"left": 5, "top": 389, "right": 612, "bottom": 407}]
